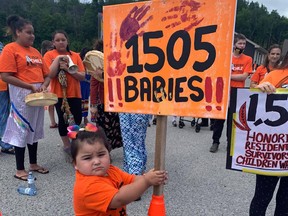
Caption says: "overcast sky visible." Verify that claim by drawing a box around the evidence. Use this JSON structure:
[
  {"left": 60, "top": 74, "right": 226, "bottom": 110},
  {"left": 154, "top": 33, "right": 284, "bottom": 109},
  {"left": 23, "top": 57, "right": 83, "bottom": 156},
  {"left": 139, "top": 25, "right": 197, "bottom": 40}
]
[{"left": 252, "top": 0, "right": 288, "bottom": 17}]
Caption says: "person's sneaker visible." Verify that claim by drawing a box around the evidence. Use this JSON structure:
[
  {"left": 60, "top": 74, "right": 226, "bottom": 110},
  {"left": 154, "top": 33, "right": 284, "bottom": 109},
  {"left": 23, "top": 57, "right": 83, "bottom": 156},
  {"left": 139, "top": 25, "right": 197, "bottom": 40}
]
[
  {"left": 209, "top": 143, "right": 219, "bottom": 153},
  {"left": 172, "top": 120, "right": 177, "bottom": 127}
]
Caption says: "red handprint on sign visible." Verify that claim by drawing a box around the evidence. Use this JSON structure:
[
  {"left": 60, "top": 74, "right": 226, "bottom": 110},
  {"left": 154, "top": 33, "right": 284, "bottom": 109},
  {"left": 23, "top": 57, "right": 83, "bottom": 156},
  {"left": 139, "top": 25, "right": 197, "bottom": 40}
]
[
  {"left": 107, "top": 33, "right": 126, "bottom": 78},
  {"left": 107, "top": 3, "right": 153, "bottom": 108},
  {"left": 107, "top": 3, "right": 153, "bottom": 78},
  {"left": 120, "top": 4, "right": 153, "bottom": 41},
  {"left": 106, "top": 33, "right": 126, "bottom": 107},
  {"left": 161, "top": 0, "right": 204, "bottom": 31}
]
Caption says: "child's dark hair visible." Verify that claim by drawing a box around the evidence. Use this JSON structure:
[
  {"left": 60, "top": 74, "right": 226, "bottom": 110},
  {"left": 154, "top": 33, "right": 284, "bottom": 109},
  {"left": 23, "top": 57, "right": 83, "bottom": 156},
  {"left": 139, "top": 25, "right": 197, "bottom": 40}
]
[
  {"left": 79, "top": 47, "right": 91, "bottom": 60},
  {"left": 41, "top": 40, "right": 53, "bottom": 56},
  {"left": 93, "top": 39, "right": 103, "bottom": 52},
  {"left": 6, "top": 15, "right": 32, "bottom": 40},
  {"left": 51, "top": 30, "right": 72, "bottom": 54},
  {"left": 71, "top": 128, "right": 111, "bottom": 163}
]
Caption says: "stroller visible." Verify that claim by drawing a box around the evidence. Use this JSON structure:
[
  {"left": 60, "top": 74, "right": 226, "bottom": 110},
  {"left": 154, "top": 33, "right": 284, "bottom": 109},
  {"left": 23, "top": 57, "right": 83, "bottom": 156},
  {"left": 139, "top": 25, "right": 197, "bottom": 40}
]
[{"left": 178, "top": 117, "right": 214, "bottom": 133}]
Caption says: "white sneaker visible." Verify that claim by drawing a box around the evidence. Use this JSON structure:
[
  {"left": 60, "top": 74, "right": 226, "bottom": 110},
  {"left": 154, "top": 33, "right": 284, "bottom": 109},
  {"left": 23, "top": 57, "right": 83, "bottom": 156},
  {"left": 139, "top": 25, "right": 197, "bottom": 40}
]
[{"left": 172, "top": 120, "right": 177, "bottom": 127}]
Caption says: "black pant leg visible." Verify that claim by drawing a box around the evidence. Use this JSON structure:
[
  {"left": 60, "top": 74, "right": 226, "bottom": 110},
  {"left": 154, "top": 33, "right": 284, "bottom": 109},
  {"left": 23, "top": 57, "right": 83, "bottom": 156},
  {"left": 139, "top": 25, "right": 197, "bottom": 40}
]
[
  {"left": 14, "top": 146, "right": 26, "bottom": 170},
  {"left": 275, "top": 177, "right": 288, "bottom": 216},
  {"left": 212, "top": 119, "right": 225, "bottom": 144},
  {"left": 27, "top": 142, "right": 38, "bottom": 164},
  {"left": 249, "top": 175, "right": 279, "bottom": 216}
]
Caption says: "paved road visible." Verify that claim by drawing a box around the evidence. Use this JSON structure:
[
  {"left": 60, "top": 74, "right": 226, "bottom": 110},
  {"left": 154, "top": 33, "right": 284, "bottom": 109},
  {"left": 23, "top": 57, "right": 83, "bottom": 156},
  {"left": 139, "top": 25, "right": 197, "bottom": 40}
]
[{"left": 0, "top": 112, "right": 276, "bottom": 216}]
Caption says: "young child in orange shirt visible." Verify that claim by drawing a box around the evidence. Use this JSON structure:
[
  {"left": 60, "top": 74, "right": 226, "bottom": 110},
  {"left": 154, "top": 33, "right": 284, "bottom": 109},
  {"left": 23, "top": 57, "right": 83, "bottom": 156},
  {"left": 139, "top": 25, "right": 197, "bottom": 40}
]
[{"left": 70, "top": 124, "right": 168, "bottom": 216}]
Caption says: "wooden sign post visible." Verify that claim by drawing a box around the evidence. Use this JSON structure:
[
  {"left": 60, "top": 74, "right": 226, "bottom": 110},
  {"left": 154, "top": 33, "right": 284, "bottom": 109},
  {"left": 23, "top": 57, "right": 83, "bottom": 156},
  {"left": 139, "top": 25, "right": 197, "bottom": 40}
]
[{"left": 148, "top": 115, "right": 167, "bottom": 215}]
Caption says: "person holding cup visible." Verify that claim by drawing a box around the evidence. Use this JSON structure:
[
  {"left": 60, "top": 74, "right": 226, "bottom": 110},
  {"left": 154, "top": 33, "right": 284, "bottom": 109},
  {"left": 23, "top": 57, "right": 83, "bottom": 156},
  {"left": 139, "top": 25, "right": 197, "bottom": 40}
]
[{"left": 43, "top": 30, "right": 85, "bottom": 154}]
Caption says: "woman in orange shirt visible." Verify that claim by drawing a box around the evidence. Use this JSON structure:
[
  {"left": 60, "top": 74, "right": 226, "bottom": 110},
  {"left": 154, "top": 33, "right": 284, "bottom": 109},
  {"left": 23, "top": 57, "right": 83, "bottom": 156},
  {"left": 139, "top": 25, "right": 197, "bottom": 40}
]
[
  {"left": 44, "top": 30, "right": 85, "bottom": 154},
  {"left": 250, "top": 44, "right": 281, "bottom": 88},
  {"left": 0, "top": 15, "right": 50, "bottom": 180}
]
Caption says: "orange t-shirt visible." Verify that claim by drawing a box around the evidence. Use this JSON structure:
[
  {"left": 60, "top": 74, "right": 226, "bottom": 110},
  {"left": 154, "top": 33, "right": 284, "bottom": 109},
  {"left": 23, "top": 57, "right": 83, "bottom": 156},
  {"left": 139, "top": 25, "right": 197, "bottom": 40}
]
[
  {"left": 250, "top": 65, "right": 276, "bottom": 85},
  {"left": 0, "top": 51, "right": 7, "bottom": 91},
  {"left": 0, "top": 42, "right": 49, "bottom": 83},
  {"left": 231, "top": 54, "right": 252, "bottom": 88},
  {"left": 0, "top": 78, "right": 7, "bottom": 91},
  {"left": 74, "top": 165, "right": 135, "bottom": 216},
  {"left": 43, "top": 50, "right": 85, "bottom": 98},
  {"left": 260, "top": 69, "right": 288, "bottom": 88}
]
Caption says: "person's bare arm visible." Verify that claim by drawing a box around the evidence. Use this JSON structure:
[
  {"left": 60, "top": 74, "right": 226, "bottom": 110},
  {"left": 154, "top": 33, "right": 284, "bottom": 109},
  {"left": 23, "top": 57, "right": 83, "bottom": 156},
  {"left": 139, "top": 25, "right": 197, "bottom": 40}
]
[
  {"left": 250, "top": 80, "right": 258, "bottom": 88},
  {"left": 108, "top": 169, "right": 167, "bottom": 209},
  {"left": 49, "top": 55, "right": 66, "bottom": 78},
  {"left": 256, "top": 82, "right": 276, "bottom": 94},
  {"left": 89, "top": 68, "right": 104, "bottom": 82},
  {"left": 1, "top": 72, "right": 37, "bottom": 92},
  {"left": 70, "top": 71, "right": 85, "bottom": 81},
  {"left": 231, "top": 72, "right": 249, "bottom": 81},
  {"left": 37, "top": 75, "right": 51, "bottom": 92}
]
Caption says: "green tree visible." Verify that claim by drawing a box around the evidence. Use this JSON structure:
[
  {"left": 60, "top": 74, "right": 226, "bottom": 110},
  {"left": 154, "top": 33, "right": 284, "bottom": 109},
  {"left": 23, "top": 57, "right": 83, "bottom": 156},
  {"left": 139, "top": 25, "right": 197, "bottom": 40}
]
[{"left": 236, "top": 0, "right": 288, "bottom": 49}]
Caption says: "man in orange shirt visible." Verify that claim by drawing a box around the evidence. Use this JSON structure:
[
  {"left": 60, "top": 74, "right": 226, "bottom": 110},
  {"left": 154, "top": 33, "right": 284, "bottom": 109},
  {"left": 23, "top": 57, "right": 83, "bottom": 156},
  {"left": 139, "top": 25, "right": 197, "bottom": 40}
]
[
  {"left": 0, "top": 41, "right": 15, "bottom": 154},
  {"left": 209, "top": 33, "right": 252, "bottom": 153}
]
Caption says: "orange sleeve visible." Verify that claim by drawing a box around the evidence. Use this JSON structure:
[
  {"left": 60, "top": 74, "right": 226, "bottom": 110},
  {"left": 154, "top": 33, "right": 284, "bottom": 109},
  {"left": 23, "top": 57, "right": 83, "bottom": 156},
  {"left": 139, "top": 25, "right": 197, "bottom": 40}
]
[
  {"left": 0, "top": 52, "right": 9, "bottom": 90},
  {"left": 43, "top": 51, "right": 53, "bottom": 67},
  {"left": 250, "top": 66, "right": 264, "bottom": 84},
  {"left": 259, "top": 69, "right": 286, "bottom": 86},
  {"left": 243, "top": 56, "right": 252, "bottom": 74},
  {"left": 0, "top": 79, "right": 7, "bottom": 91},
  {"left": 0, "top": 44, "right": 17, "bottom": 73}
]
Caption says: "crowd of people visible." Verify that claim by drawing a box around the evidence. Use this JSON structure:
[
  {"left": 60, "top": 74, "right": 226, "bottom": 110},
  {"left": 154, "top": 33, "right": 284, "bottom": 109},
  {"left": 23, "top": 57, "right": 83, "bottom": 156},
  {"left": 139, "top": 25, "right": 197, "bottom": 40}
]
[{"left": 0, "top": 14, "right": 288, "bottom": 216}]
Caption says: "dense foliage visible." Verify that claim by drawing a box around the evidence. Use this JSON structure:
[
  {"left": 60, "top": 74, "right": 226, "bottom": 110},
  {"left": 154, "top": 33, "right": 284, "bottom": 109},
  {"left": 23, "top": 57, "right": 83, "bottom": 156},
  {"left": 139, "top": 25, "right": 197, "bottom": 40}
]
[
  {"left": 236, "top": 0, "right": 288, "bottom": 48},
  {"left": 0, "top": 0, "right": 287, "bottom": 51}
]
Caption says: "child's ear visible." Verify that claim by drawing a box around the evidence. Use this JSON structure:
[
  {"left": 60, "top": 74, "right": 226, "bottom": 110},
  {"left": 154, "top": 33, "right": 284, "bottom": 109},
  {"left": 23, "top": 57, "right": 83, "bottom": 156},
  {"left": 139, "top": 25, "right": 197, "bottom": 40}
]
[{"left": 73, "top": 162, "right": 78, "bottom": 170}]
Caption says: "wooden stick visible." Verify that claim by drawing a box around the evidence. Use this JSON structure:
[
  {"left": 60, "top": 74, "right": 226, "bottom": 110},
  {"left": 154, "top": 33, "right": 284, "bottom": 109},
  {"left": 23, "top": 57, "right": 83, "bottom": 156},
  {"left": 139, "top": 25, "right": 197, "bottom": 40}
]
[{"left": 153, "top": 115, "right": 167, "bottom": 195}]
